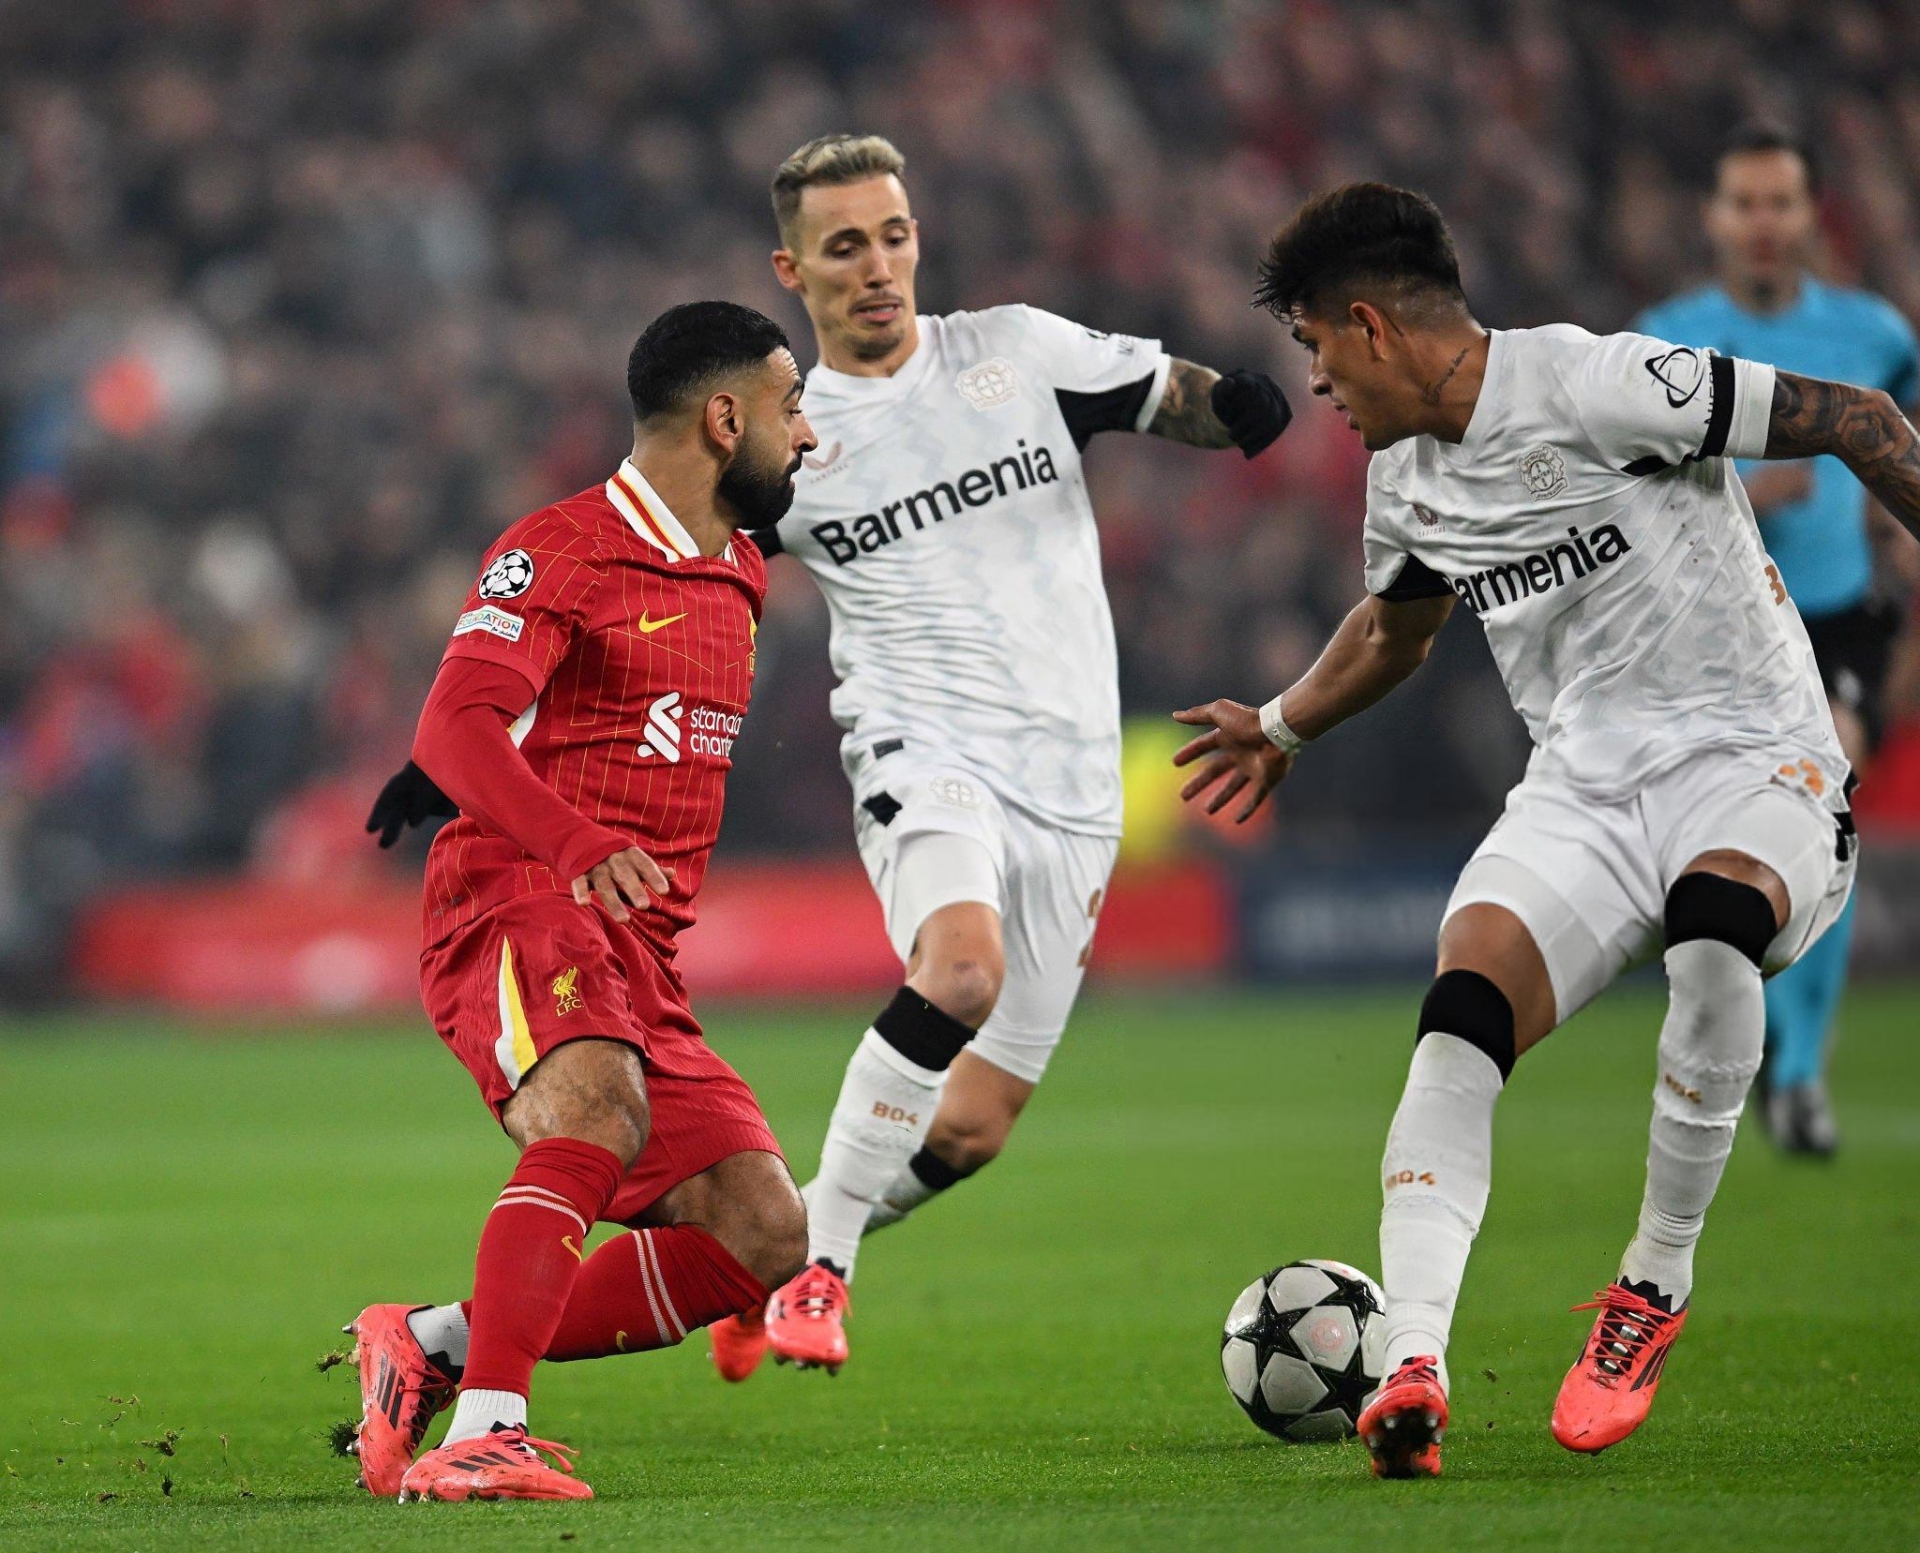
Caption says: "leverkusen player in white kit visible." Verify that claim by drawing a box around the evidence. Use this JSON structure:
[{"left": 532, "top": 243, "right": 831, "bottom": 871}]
[
  {"left": 1176, "top": 183, "right": 1920, "bottom": 1479},
  {"left": 708, "top": 134, "right": 1294, "bottom": 1378}
]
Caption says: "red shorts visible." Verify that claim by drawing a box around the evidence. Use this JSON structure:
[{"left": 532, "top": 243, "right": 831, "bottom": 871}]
[{"left": 420, "top": 891, "right": 782, "bottom": 1224}]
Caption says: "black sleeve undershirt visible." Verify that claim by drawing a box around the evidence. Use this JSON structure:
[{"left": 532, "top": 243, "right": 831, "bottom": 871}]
[
  {"left": 1373, "top": 553, "right": 1455, "bottom": 603},
  {"left": 1054, "top": 371, "right": 1161, "bottom": 451}
]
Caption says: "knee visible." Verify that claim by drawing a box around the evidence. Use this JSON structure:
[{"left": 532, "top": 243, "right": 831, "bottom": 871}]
[
  {"left": 1665, "top": 870, "right": 1780, "bottom": 970},
  {"left": 1416, "top": 969, "right": 1517, "bottom": 1081},
  {"left": 731, "top": 1176, "right": 809, "bottom": 1291},
  {"left": 927, "top": 1086, "right": 1026, "bottom": 1173},
  {"left": 916, "top": 950, "right": 1004, "bottom": 1031},
  {"left": 565, "top": 1060, "right": 650, "bottom": 1167},
  {"left": 505, "top": 1039, "right": 651, "bottom": 1167},
  {"left": 1433, "top": 902, "right": 1556, "bottom": 1056},
  {"left": 927, "top": 1115, "right": 1008, "bottom": 1174}
]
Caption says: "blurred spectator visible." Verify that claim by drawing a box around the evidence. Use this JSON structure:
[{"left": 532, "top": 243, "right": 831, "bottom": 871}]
[{"left": 3, "top": 0, "right": 1918, "bottom": 995}]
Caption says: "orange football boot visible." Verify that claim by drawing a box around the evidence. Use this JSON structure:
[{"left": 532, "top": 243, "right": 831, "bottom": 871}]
[
  {"left": 397, "top": 1424, "right": 592, "bottom": 1503},
  {"left": 1552, "top": 1281, "right": 1688, "bottom": 1453},
  {"left": 765, "top": 1262, "right": 851, "bottom": 1373},
  {"left": 1357, "top": 1356, "right": 1448, "bottom": 1478},
  {"left": 710, "top": 1303, "right": 770, "bottom": 1382},
  {"left": 344, "top": 1303, "right": 457, "bottom": 1496}
]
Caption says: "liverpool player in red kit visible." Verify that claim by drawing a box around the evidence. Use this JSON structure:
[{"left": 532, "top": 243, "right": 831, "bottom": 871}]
[{"left": 345, "top": 301, "right": 818, "bottom": 1503}]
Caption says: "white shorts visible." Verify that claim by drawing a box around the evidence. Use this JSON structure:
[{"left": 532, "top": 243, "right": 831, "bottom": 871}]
[
  {"left": 851, "top": 751, "right": 1117, "bottom": 1083},
  {"left": 1447, "top": 744, "right": 1857, "bottom": 1025}
]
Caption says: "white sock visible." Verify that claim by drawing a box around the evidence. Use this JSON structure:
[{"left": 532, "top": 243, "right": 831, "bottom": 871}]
[
  {"left": 440, "top": 1387, "right": 526, "bottom": 1446},
  {"left": 1619, "top": 939, "right": 1763, "bottom": 1308},
  {"left": 866, "top": 1159, "right": 942, "bottom": 1233},
  {"left": 405, "top": 1303, "right": 470, "bottom": 1372},
  {"left": 1377, "top": 1032, "right": 1504, "bottom": 1394},
  {"left": 796, "top": 1170, "right": 927, "bottom": 1237},
  {"left": 802, "top": 1153, "right": 962, "bottom": 1238},
  {"left": 806, "top": 1029, "right": 946, "bottom": 1278}
]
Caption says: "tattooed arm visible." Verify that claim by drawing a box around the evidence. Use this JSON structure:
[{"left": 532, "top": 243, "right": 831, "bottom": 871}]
[
  {"left": 1149, "top": 360, "right": 1292, "bottom": 456},
  {"left": 1148, "top": 360, "right": 1232, "bottom": 447},
  {"left": 1764, "top": 372, "right": 1920, "bottom": 544}
]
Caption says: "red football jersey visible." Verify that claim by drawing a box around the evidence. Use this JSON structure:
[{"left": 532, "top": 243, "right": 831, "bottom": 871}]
[{"left": 422, "top": 459, "right": 765, "bottom": 953}]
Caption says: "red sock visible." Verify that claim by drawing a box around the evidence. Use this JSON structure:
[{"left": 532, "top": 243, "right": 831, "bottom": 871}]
[
  {"left": 543, "top": 1225, "right": 768, "bottom": 1360},
  {"left": 459, "top": 1137, "right": 625, "bottom": 1396}
]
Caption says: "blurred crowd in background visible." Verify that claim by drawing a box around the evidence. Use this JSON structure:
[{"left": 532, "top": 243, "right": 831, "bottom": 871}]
[{"left": 5, "top": 0, "right": 1920, "bottom": 995}]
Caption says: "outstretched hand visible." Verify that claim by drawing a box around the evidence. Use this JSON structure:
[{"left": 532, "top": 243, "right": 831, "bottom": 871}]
[
  {"left": 1171, "top": 699, "right": 1292, "bottom": 823},
  {"left": 365, "top": 761, "right": 458, "bottom": 848}
]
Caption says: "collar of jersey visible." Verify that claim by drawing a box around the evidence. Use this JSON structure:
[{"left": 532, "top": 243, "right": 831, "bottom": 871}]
[
  {"left": 1448, "top": 328, "right": 1506, "bottom": 455},
  {"left": 806, "top": 314, "right": 940, "bottom": 400},
  {"left": 606, "top": 458, "right": 725, "bottom": 564}
]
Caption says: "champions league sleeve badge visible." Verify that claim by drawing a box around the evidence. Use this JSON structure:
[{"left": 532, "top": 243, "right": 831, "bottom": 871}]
[{"left": 478, "top": 548, "right": 536, "bottom": 600}]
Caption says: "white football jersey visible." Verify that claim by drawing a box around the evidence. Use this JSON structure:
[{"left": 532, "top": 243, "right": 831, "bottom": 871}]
[
  {"left": 765, "top": 307, "right": 1171, "bottom": 836},
  {"left": 1363, "top": 325, "right": 1845, "bottom": 800}
]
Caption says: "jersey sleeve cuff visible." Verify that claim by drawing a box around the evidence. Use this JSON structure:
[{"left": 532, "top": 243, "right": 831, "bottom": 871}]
[
  {"left": 1723, "top": 357, "right": 1776, "bottom": 460},
  {"left": 440, "top": 636, "right": 546, "bottom": 699},
  {"left": 1131, "top": 352, "right": 1174, "bottom": 433},
  {"left": 553, "top": 822, "right": 632, "bottom": 884}
]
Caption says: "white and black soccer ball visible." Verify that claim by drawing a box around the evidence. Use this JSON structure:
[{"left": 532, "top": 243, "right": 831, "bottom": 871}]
[
  {"left": 478, "top": 547, "right": 535, "bottom": 600},
  {"left": 1221, "top": 1258, "right": 1387, "bottom": 1441}
]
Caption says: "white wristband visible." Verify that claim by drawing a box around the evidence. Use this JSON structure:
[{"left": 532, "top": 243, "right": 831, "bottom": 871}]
[{"left": 1258, "top": 694, "right": 1307, "bottom": 756}]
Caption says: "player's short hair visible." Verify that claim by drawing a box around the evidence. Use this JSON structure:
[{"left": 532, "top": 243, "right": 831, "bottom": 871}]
[
  {"left": 1254, "top": 183, "right": 1467, "bottom": 322},
  {"left": 1717, "top": 119, "right": 1819, "bottom": 194},
  {"left": 627, "top": 301, "right": 790, "bottom": 423},
  {"left": 772, "top": 133, "right": 907, "bottom": 246}
]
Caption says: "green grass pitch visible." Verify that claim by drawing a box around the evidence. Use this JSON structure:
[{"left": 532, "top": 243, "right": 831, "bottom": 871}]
[{"left": 3, "top": 984, "right": 1916, "bottom": 1549}]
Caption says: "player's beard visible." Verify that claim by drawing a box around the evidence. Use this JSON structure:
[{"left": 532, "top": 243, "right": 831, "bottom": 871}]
[
  {"left": 848, "top": 316, "right": 907, "bottom": 362},
  {"left": 718, "top": 441, "right": 800, "bottom": 530}
]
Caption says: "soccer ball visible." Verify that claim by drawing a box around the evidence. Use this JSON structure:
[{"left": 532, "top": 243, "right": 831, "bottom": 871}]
[{"left": 1220, "top": 1259, "right": 1387, "bottom": 1441}]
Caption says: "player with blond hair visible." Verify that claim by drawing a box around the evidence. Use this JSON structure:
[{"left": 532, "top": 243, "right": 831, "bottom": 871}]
[{"left": 716, "top": 133, "right": 1294, "bottom": 1375}]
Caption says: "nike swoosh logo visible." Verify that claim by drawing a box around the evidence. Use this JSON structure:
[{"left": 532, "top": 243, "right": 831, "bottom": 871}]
[
  {"left": 561, "top": 1235, "right": 585, "bottom": 1263},
  {"left": 615, "top": 1329, "right": 630, "bottom": 1353},
  {"left": 637, "top": 613, "right": 687, "bottom": 634}
]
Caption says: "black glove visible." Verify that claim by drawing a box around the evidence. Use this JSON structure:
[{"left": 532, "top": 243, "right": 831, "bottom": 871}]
[
  {"left": 1209, "top": 369, "right": 1292, "bottom": 459},
  {"left": 366, "top": 760, "right": 458, "bottom": 849}
]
